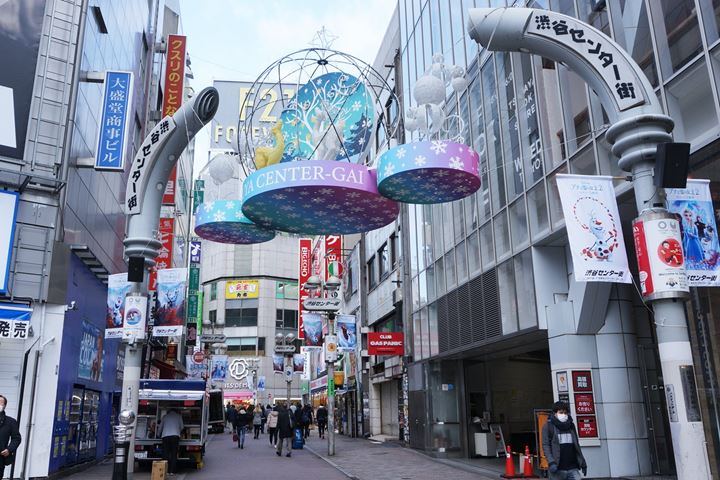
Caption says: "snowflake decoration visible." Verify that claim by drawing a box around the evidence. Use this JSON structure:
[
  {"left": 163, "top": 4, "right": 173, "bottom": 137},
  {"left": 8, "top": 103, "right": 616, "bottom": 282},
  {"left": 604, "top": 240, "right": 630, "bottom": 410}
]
[
  {"left": 352, "top": 100, "right": 362, "bottom": 111},
  {"left": 272, "top": 194, "right": 287, "bottom": 200},
  {"left": 414, "top": 155, "right": 427, "bottom": 167},
  {"left": 449, "top": 157, "right": 464, "bottom": 170},
  {"left": 396, "top": 147, "right": 407, "bottom": 159},
  {"left": 430, "top": 140, "right": 448, "bottom": 155},
  {"left": 213, "top": 211, "right": 226, "bottom": 222},
  {"left": 383, "top": 164, "right": 395, "bottom": 177},
  {"left": 203, "top": 203, "right": 214, "bottom": 212}
]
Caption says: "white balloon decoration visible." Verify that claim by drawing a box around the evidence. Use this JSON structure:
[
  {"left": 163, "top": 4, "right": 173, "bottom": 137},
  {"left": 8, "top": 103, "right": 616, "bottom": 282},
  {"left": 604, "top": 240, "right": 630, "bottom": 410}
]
[{"left": 208, "top": 153, "right": 236, "bottom": 185}]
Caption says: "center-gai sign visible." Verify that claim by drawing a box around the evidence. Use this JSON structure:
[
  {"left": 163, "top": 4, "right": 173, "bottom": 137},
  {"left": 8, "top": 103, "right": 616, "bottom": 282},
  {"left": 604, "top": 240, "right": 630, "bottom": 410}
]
[
  {"left": 200, "top": 333, "right": 226, "bottom": 343},
  {"left": 274, "top": 345, "right": 296, "bottom": 354},
  {"left": 368, "top": 332, "right": 404, "bottom": 356},
  {"left": 302, "top": 297, "right": 341, "bottom": 311}
]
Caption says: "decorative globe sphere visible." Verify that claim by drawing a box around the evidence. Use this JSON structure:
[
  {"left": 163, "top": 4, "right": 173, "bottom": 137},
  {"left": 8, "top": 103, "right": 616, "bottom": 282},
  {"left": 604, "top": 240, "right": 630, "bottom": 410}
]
[
  {"left": 208, "top": 153, "right": 236, "bottom": 185},
  {"left": 413, "top": 74, "right": 445, "bottom": 105},
  {"left": 118, "top": 409, "right": 136, "bottom": 426}
]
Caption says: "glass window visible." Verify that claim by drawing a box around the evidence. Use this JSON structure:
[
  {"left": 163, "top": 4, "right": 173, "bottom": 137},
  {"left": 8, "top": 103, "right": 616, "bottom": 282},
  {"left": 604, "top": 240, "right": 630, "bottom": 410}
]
[
  {"left": 480, "top": 222, "right": 495, "bottom": 269},
  {"left": 446, "top": 248, "right": 457, "bottom": 288},
  {"left": 416, "top": 206, "right": 426, "bottom": 272},
  {"left": 420, "top": 307, "right": 430, "bottom": 360},
  {"left": 666, "top": 60, "right": 719, "bottom": 147},
  {"left": 453, "top": 200, "right": 465, "bottom": 242},
  {"left": 428, "top": 302, "right": 439, "bottom": 356},
  {"left": 443, "top": 202, "right": 454, "bottom": 251},
  {"left": 469, "top": 77, "right": 492, "bottom": 222},
  {"left": 498, "top": 52, "right": 524, "bottom": 200},
  {"left": 557, "top": 65, "right": 592, "bottom": 157},
  {"left": 390, "top": 233, "right": 399, "bottom": 267},
  {"left": 436, "top": 257, "right": 446, "bottom": 297},
  {"left": 422, "top": 1, "right": 433, "bottom": 72},
  {"left": 464, "top": 195, "right": 479, "bottom": 233},
  {"left": 651, "top": 0, "right": 704, "bottom": 78},
  {"left": 467, "top": 231, "right": 481, "bottom": 274},
  {"left": 368, "top": 256, "right": 377, "bottom": 289},
  {"left": 597, "top": 134, "right": 625, "bottom": 187},
  {"left": 609, "top": 0, "right": 659, "bottom": 87},
  {"left": 569, "top": 144, "right": 597, "bottom": 175},
  {"left": 534, "top": 57, "right": 566, "bottom": 167},
  {"left": 409, "top": 205, "right": 420, "bottom": 277},
  {"left": 378, "top": 243, "right": 391, "bottom": 279},
  {"left": 550, "top": 0, "right": 574, "bottom": 15},
  {"left": 227, "top": 337, "right": 264, "bottom": 355},
  {"left": 494, "top": 211, "right": 511, "bottom": 261},
  {"left": 440, "top": 0, "right": 452, "bottom": 61},
  {"left": 275, "top": 309, "right": 298, "bottom": 330},
  {"left": 210, "top": 282, "right": 217, "bottom": 301},
  {"left": 527, "top": 181, "right": 550, "bottom": 240},
  {"left": 515, "top": 249, "right": 538, "bottom": 330},
  {"left": 430, "top": 0, "right": 442, "bottom": 55},
  {"left": 548, "top": 165, "right": 568, "bottom": 228},
  {"left": 450, "top": 0, "right": 466, "bottom": 67},
  {"left": 413, "top": 312, "right": 424, "bottom": 360},
  {"left": 700, "top": 0, "right": 720, "bottom": 45},
  {"left": 422, "top": 205, "right": 434, "bottom": 266},
  {"left": 432, "top": 204, "right": 444, "bottom": 260},
  {"left": 509, "top": 199, "right": 529, "bottom": 249},
  {"left": 209, "top": 310, "right": 216, "bottom": 324},
  {"left": 578, "top": 0, "right": 610, "bottom": 35},
  {"left": 498, "top": 259, "right": 518, "bottom": 335},
  {"left": 515, "top": 53, "right": 544, "bottom": 186},
  {"left": 482, "top": 55, "right": 507, "bottom": 212},
  {"left": 415, "top": 269, "right": 426, "bottom": 307},
  {"left": 456, "top": 240, "right": 468, "bottom": 283},
  {"left": 459, "top": 90, "right": 470, "bottom": 144},
  {"left": 412, "top": 275, "right": 421, "bottom": 312},
  {"left": 225, "top": 308, "right": 258, "bottom": 327},
  {"left": 427, "top": 264, "right": 436, "bottom": 302}
]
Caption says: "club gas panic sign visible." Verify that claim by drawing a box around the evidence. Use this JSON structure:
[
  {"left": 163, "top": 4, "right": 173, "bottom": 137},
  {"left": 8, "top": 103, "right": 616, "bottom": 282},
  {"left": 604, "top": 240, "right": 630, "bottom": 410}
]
[{"left": 368, "top": 332, "right": 404, "bottom": 356}]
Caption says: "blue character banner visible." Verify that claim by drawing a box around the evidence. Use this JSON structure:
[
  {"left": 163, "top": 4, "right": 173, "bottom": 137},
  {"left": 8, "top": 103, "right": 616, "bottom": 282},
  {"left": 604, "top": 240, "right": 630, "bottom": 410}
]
[
  {"left": 336, "top": 314, "right": 356, "bottom": 351},
  {"left": 302, "top": 312, "right": 323, "bottom": 350},
  {"left": 95, "top": 71, "right": 133, "bottom": 170},
  {"left": 105, "top": 273, "right": 131, "bottom": 339},
  {"left": 79, "top": 320, "right": 104, "bottom": 382},
  {"left": 667, "top": 179, "right": 720, "bottom": 287},
  {"left": 153, "top": 268, "right": 187, "bottom": 337}
]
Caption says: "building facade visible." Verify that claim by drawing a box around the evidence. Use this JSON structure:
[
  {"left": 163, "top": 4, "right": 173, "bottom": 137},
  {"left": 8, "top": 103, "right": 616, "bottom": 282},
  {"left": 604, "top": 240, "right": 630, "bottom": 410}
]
[{"left": 380, "top": 0, "right": 720, "bottom": 478}]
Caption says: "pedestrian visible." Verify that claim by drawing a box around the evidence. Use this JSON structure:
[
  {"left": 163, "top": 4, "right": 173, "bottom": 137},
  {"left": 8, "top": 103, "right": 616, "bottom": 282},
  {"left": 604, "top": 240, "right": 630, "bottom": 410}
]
[
  {"left": 315, "top": 404, "right": 327, "bottom": 439},
  {"left": 159, "top": 408, "right": 184, "bottom": 476},
  {"left": 542, "top": 401, "right": 587, "bottom": 480},
  {"left": 301, "top": 403, "right": 313, "bottom": 439},
  {"left": 226, "top": 404, "right": 237, "bottom": 434},
  {"left": 267, "top": 405, "right": 280, "bottom": 448},
  {"left": 252, "top": 406, "right": 263, "bottom": 439},
  {"left": 225, "top": 402, "right": 232, "bottom": 430},
  {"left": 276, "top": 404, "right": 295, "bottom": 458},
  {"left": 0, "top": 395, "right": 21, "bottom": 477},
  {"left": 233, "top": 407, "right": 249, "bottom": 449},
  {"left": 261, "top": 404, "right": 269, "bottom": 434}
]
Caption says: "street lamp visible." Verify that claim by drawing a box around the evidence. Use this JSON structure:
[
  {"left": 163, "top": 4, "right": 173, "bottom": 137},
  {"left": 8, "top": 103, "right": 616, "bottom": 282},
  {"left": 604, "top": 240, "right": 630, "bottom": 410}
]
[
  {"left": 302, "top": 275, "right": 341, "bottom": 456},
  {"left": 274, "top": 332, "right": 296, "bottom": 407}
]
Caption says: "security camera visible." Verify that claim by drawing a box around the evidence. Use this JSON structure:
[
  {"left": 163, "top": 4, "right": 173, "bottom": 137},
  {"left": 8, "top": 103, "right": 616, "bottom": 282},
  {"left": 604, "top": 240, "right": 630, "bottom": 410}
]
[{"left": 65, "top": 301, "right": 78, "bottom": 311}]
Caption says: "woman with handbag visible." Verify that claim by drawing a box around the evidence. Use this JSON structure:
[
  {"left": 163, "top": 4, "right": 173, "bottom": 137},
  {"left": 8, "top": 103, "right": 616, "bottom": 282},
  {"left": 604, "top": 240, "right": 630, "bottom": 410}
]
[
  {"left": 267, "top": 406, "right": 280, "bottom": 448},
  {"left": 233, "top": 408, "right": 250, "bottom": 449},
  {"left": 252, "top": 406, "right": 263, "bottom": 439}
]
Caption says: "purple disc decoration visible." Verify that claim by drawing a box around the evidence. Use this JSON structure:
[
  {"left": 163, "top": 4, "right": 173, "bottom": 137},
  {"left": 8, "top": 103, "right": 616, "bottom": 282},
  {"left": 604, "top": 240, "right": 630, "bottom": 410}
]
[
  {"left": 376, "top": 140, "right": 481, "bottom": 204},
  {"left": 195, "top": 200, "right": 275, "bottom": 244},
  {"left": 242, "top": 160, "right": 399, "bottom": 234}
]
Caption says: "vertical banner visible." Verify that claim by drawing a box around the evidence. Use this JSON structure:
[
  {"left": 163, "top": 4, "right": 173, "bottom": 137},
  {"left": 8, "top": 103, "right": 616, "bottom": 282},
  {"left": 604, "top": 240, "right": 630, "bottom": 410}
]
[
  {"left": 556, "top": 174, "right": 631, "bottom": 283},
  {"left": 336, "top": 315, "right": 357, "bottom": 351},
  {"left": 94, "top": 71, "right": 133, "bottom": 170},
  {"left": 105, "top": 273, "right": 132, "bottom": 339},
  {"left": 324, "top": 235, "right": 343, "bottom": 279},
  {"left": 211, "top": 355, "right": 228, "bottom": 381},
  {"left": 193, "top": 179, "right": 205, "bottom": 214},
  {"left": 186, "top": 354, "right": 205, "bottom": 378},
  {"left": 153, "top": 267, "right": 186, "bottom": 337},
  {"left": 0, "top": 191, "right": 19, "bottom": 294},
  {"left": 257, "top": 376, "right": 266, "bottom": 391},
  {"left": 298, "top": 238, "right": 312, "bottom": 339},
  {"left": 79, "top": 321, "right": 103, "bottom": 382},
  {"left": 293, "top": 353, "right": 306, "bottom": 373},
  {"left": 149, "top": 217, "right": 175, "bottom": 291},
  {"left": 666, "top": 179, "right": 720, "bottom": 286},
  {"left": 190, "top": 240, "right": 202, "bottom": 264},
  {"left": 302, "top": 312, "right": 324, "bottom": 350},
  {"left": 122, "top": 294, "right": 147, "bottom": 340},
  {"left": 161, "top": 34, "right": 187, "bottom": 205},
  {"left": 272, "top": 355, "right": 284, "bottom": 374}
]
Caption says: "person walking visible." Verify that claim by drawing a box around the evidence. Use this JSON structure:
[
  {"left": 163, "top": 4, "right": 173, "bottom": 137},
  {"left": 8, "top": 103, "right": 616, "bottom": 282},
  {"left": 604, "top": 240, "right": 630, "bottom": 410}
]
[
  {"left": 233, "top": 407, "right": 250, "bottom": 449},
  {"left": 267, "top": 406, "right": 279, "bottom": 448},
  {"left": 315, "top": 404, "right": 328, "bottom": 439},
  {"left": 301, "top": 404, "right": 313, "bottom": 439},
  {"left": 261, "top": 404, "right": 268, "bottom": 434},
  {"left": 159, "top": 408, "right": 184, "bottom": 476},
  {"left": 0, "top": 395, "right": 21, "bottom": 477},
  {"left": 276, "top": 404, "right": 295, "bottom": 458},
  {"left": 252, "top": 406, "right": 263, "bottom": 439},
  {"left": 226, "top": 404, "right": 237, "bottom": 434},
  {"left": 542, "top": 401, "right": 587, "bottom": 480}
]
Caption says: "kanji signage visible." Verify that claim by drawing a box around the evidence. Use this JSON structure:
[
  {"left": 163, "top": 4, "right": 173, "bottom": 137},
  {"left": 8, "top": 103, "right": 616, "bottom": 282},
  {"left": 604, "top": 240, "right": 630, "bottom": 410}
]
[
  {"left": 528, "top": 11, "right": 645, "bottom": 111},
  {"left": 95, "top": 71, "right": 133, "bottom": 170},
  {"left": 574, "top": 393, "right": 595, "bottom": 415},
  {"left": 368, "top": 332, "right": 404, "bottom": 356},
  {"left": 161, "top": 34, "right": 186, "bottom": 205},
  {"left": 576, "top": 416, "right": 598, "bottom": 438},
  {"left": 324, "top": 235, "right": 343, "bottom": 280},
  {"left": 570, "top": 370, "right": 599, "bottom": 440},
  {"left": 298, "top": 238, "right": 312, "bottom": 340},
  {"left": 572, "top": 370, "right": 593, "bottom": 392},
  {"left": 0, "top": 302, "right": 32, "bottom": 340},
  {"left": 190, "top": 240, "right": 202, "bottom": 264},
  {"left": 148, "top": 217, "right": 174, "bottom": 291},
  {"left": 225, "top": 279, "right": 259, "bottom": 299}
]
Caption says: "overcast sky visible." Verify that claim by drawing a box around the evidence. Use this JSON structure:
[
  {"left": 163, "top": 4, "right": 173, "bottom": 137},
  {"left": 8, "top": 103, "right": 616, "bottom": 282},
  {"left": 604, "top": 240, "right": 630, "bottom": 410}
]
[{"left": 178, "top": 0, "right": 398, "bottom": 174}]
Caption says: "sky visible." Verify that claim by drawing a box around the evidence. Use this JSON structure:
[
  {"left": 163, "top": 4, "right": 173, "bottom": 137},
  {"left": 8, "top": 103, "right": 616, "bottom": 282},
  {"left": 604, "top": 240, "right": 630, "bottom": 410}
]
[{"left": 177, "top": 0, "right": 399, "bottom": 175}]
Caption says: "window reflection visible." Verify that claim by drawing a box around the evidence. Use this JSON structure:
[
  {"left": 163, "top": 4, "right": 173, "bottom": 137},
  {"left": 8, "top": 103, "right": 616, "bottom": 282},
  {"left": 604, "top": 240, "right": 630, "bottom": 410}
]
[
  {"left": 534, "top": 58, "right": 565, "bottom": 167},
  {"left": 557, "top": 65, "right": 592, "bottom": 156},
  {"left": 482, "top": 55, "right": 507, "bottom": 212},
  {"left": 527, "top": 181, "right": 549, "bottom": 240},
  {"left": 609, "top": 0, "right": 659, "bottom": 87},
  {"left": 652, "top": 0, "right": 704, "bottom": 77},
  {"left": 498, "top": 260, "right": 518, "bottom": 334},
  {"left": 498, "top": 53, "right": 524, "bottom": 200},
  {"left": 515, "top": 53, "right": 544, "bottom": 186}
]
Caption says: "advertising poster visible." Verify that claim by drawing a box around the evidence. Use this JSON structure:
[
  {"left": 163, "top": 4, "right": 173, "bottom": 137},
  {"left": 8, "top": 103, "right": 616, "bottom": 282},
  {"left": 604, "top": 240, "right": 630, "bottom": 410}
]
[
  {"left": 257, "top": 376, "right": 266, "bottom": 391},
  {"left": 293, "top": 353, "right": 306, "bottom": 373},
  {"left": 272, "top": 354, "right": 284, "bottom": 374},
  {"left": 79, "top": 321, "right": 103, "bottom": 382},
  {"left": 666, "top": 179, "right": 720, "bottom": 286},
  {"left": 633, "top": 216, "right": 689, "bottom": 299},
  {"left": 336, "top": 314, "right": 357, "bottom": 351},
  {"left": 298, "top": 238, "right": 312, "bottom": 339},
  {"left": 302, "top": 312, "right": 323, "bottom": 350},
  {"left": 186, "top": 354, "right": 205, "bottom": 379},
  {"left": 122, "top": 294, "right": 147, "bottom": 340},
  {"left": 0, "top": 0, "right": 46, "bottom": 160},
  {"left": 556, "top": 174, "right": 631, "bottom": 283},
  {"left": 211, "top": 355, "right": 228, "bottom": 382},
  {"left": 153, "top": 268, "right": 186, "bottom": 337},
  {"left": 225, "top": 279, "right": 259, "bottom": 299},
  {"left": 105, "top": 273, "right": 132, "bottom": 339},
  {"left": 161, "top": 34, "right": 187, "bottom": 205},
  {"left": 94, "top": 71, "right": 133, "bottom": 170}
]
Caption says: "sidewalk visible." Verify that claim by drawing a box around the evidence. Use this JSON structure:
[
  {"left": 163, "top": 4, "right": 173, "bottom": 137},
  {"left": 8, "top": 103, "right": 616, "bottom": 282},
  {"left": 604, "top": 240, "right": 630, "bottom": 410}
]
[{"left": 303, "top": 433, "right": 498, "bottom": 480}]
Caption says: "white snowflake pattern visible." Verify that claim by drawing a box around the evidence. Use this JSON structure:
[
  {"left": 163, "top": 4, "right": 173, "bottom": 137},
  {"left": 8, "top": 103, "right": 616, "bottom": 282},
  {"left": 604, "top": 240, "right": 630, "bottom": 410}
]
[
  {"left": 319, "top": 188, "right": 334, "bottom": 196},
  {"left": 430, "top": 140, "right": 448, "bottom": 155},
  {"left": 383, "top": 164, "right": 395, "bottom": 177},
  {"left": 396, "top": 147, "right": 407, "bottom": 159},
  {"left": 414, "top": 155, "right": 427, "bottom": 167},
  {"left": 347, "top": 192, "right": 361, "bottom": 199},
  {"left": 203, "top": 203, "right": 214, "bottom": 212},
  {"left": 213, "top": 211, "right": 226, "bottom": 222},
  {"left": 449, "top": 157, "right": 464, "bottom": 170},
  {"left": 351, "top": 100, "right": 362, "bottom": 111},
  {"left": 272, "top": 194, "right": 287, "bottom": 200}
]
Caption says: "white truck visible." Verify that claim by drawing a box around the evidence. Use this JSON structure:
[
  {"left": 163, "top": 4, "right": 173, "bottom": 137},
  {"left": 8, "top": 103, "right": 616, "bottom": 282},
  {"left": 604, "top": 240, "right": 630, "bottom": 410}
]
[{"left": 133, "top": 379, "right": 208, "bottom": 469}]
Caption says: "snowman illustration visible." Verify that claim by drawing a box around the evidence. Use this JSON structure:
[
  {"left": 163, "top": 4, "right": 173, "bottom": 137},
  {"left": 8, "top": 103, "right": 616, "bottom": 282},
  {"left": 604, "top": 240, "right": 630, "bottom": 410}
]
[{"left": 574, "top": 198, "right": 619, "bottom": 261}]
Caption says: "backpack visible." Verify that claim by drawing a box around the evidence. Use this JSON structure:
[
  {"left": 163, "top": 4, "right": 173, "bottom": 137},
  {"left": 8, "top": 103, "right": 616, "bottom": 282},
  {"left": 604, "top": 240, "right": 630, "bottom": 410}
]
[
  {"left": 302, "top": 410, "right": 310, "bottom": 424},
  {"left": 268, "top": 412, "right": 279, "bottom": 428}
]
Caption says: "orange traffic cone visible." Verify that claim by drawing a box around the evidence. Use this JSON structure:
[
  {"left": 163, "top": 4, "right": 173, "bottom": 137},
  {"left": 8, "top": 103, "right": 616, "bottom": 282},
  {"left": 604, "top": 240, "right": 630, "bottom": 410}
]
[
  {"left": 523, "top": 445, "right": 538, "bottom": 478},
  {"left": 501, "top": 444, "right": 517, "bottom": 478}
]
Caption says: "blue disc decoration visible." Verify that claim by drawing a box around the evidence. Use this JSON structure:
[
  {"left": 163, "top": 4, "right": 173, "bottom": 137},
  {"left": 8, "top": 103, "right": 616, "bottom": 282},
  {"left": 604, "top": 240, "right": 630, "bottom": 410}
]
[{"left": 194, "top": 200, "right": 275, "bottom": 244}]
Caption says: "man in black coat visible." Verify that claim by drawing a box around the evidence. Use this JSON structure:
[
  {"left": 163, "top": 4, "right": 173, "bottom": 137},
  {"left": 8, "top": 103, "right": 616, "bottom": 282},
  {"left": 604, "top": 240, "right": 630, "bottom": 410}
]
[
  {"left": 0, "top": 395, "right": 21, "bottom": 474},
  {"left": 275, "top": 405, "right": 295, "bottom": 458}
]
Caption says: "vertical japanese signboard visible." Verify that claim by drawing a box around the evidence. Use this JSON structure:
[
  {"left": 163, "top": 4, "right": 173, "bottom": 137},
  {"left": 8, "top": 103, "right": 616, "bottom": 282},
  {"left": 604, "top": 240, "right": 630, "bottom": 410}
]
[
  {"left": 298, "top": 238, "right": 312, "bottom": 340},
  {"left": 94, "top": 71, "right": 133, "bottom": 170},
  {"left": 161, "top": 34, "right": 186, "bottom": 205},
  {"left": 149, "top": 217, "right": 175, "bottom": 292},
  {"left": 324, "top": 235, "right": 343, "bottom": 280},
  {"left": 571, "top": 370, "right": 599, "bottom": 443}
]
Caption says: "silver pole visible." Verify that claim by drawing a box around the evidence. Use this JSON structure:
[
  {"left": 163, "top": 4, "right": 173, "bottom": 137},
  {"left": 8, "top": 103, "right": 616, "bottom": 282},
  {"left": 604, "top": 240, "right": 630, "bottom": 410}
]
[{"left": 327, "top": 313, "right": 335, "bottom": 456}]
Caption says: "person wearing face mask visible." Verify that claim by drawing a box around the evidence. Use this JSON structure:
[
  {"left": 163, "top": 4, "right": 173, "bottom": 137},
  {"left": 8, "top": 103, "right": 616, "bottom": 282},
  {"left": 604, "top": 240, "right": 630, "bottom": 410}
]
[
  {"left": 542, "top": 401, "right": 587, "bottom": 479},
  {"left": 0, "top": 395, "right": 21, "bottom": 475}
]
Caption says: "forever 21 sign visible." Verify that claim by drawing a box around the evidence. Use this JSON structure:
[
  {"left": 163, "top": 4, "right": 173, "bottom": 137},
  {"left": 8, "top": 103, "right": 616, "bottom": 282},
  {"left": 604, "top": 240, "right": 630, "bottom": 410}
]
[{"left": 367, "top": 332, "right": 404, "bottom": 356}]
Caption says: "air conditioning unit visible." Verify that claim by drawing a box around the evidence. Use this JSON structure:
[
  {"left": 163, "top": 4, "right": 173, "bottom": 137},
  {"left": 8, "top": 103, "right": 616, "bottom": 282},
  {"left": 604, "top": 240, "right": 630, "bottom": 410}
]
[{"left": 392, "top": 288, "right": 402, "bottom": 305}]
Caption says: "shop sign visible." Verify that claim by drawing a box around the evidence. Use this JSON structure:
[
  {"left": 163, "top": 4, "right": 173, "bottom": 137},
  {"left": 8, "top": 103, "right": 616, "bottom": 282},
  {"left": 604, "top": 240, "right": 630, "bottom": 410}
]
[
  {"left": 302, "top": 297, "right": 340, "bottom": 311},
  {"left": 368, "top": 332, "right": 404, "bottom": 356},
  {"left": 190, "top": 241, "right": 202, "bottom": 264},
  {"left": 665, "top": 384, "right": 678, "bottom": 422},
  {"left": 166, "top": 342, "right": 178, "bottom": 361},
  {"left": 148, "top": 217, "right": 175, "bottom": 291},
  {"left": 161, "top": 34, "right": 187, "bottom": 205},
  {"left": 185, "top": 323, "right": 197, "bottom": 346},
  {"left": 310, "top": 375, "right": 327, "bottom": 392},
  {"left": 572, "top": 370, "right": 593, "bottom": 392},
  {"left": 571, "top": 370, "right": 598, "bottom": 440},
  {"left": 574, "top": 393, "right": 595, "bottom": 415},
  {"left": 633, "top": 215, "right": 689, "bottom": 300},
  {"left": 276, "top": 281, "right": 298, "bottom": 299},
  {"left": 298, "top": 238, "right": 312, "bottom": 339},
  {"left": 0, "top": 191, "right": 19, "bottom": 294},
  {"left": 122, "top": 294, "right": 147, "bottom": 341},
  {"left": 186, "top": 354, "right": 204, "bottom": 379},
  {"left": 0, "top": 302, "right": 31, "bottom": 340},
  {"left": 225, "top": 279, "right": 259, "bottom": 299},
  {"left": 324, "top": 235, "right": 343, "bottom": 280},
  {"left": 192, "top": 350, "right": 205, "bottom": 363},
  {"left": 576, "top": 416, "right": 598, "bottom": 438},
  {"left": 327, "top": 376, "right": 335, "bottom": 397},
  {"left": 187, "top": 293, "right": 199, "bottom": 320},
  {"left": 94, "top": 71, "right": 133, "bottom": 170},
  {"left": 200, "top": 333, "right": 226, "bottom": 343}
]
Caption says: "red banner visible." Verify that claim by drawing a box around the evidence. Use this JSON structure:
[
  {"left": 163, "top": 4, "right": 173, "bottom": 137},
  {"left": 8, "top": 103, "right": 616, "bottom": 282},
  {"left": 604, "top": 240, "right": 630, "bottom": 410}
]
[
  {"left": 298, "top": 238, "right": 312, "bottom": 340},
  {"left": 324, "top": 235, "right": 343, "bottom": 279},
  {"left": 572, "top": 370, "right": 593, "bottom": 392},
  {"left": 574, "top": 393, "right": 596, "bottom": 415},
  {"left": 368, "top": 332, "right": 404, "bottom": 356},
  {"left": 577, "top": 416, "right": 598, "bottom": 438},
  {"left": 149, "top": 217, "right": 175, "bottom": 291},
  {"left": 161, "top": 34, "right": 186, "bottom": 205}
]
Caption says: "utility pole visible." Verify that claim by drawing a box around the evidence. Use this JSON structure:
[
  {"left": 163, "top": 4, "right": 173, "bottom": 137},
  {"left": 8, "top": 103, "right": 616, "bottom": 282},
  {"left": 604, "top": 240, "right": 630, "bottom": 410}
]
[
  {"left": 120, "top": 87, "right": 218, "bottom": 478},
  {"left": 326, "top": 312, "right": 336, "bottom": 456},
  {"left": 468, "top": 8, "right": 710, "bottom": 479}
]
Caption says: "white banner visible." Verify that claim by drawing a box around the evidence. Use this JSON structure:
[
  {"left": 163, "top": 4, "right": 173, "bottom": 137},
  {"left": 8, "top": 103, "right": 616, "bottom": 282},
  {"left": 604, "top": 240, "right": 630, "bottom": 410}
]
[
  {"left": 186, "top": 354, "right": 205, "bottom": 379},
  {"left": 122, "top": 294, "right": 147, "bottom": 340},
  {"left": 105, "top": 273, "right": 132, "bottom": 339},
  {"left": 153, "top": 267, "right": 186, "bottom": 337},
  {"left": 666, "top": 179, "right": 720, "bottom": 287},
  {"left": 556, "top": 174, "right": 631, "bottom": 283}
]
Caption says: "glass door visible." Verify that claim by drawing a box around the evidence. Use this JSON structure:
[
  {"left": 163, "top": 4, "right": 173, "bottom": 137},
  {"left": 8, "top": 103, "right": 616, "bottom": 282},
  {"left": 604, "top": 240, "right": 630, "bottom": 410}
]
[{"left": 66, "top": 388, "right": 84, "bottom": 465}]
